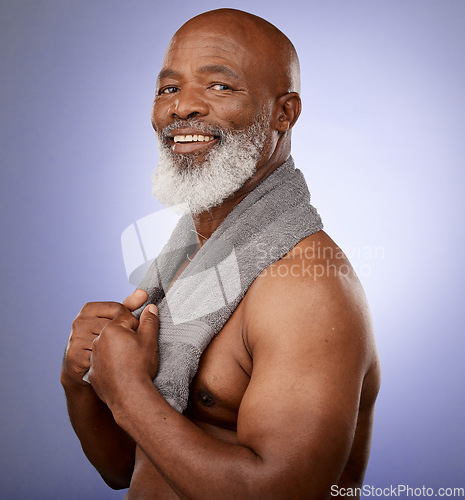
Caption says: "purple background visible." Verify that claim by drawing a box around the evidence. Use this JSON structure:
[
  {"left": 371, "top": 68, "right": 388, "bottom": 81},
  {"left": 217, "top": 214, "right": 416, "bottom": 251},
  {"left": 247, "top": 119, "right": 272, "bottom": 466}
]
[{"left": 1, "top": 0, "right": 464, "bottom": 497}]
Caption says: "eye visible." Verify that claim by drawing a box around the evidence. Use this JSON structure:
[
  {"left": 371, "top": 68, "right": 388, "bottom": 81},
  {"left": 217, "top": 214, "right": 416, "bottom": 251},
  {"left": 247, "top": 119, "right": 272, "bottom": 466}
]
[
  {"left": 160, "top": 86, "right": 179, "bottom": 95},
  {"left": 211, "top": 84, "right": 231, "bottom": 91}
]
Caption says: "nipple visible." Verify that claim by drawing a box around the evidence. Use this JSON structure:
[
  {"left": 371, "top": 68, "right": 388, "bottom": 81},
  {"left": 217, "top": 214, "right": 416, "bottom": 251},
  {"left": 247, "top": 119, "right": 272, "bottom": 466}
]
[{"left": 198, "top": 388, "right": 215, "bottom": 407}]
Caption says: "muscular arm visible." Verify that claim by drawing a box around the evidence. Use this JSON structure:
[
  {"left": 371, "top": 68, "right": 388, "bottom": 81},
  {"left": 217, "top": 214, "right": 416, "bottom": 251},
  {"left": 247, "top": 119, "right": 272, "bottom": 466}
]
[
  {"left": 61, "top": 291, "right": 148, "bottom": 489},
  {"left": 90, "top": 245, "right": 379, "bottom": 498}
]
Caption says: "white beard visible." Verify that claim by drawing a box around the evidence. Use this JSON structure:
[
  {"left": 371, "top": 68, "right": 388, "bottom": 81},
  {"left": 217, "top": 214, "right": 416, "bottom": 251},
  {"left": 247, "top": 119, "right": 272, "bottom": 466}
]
[{"left": 151, "top": 117, "right": 268, "bottom": 216}]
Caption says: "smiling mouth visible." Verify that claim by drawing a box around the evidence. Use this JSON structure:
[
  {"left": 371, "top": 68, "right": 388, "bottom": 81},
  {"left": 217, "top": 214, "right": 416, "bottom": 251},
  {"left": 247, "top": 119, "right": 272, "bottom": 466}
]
[
  {"left": 169, "top": 132, "right": 220, "bottom": 154},
  {"left": 173, "top": 134, "right": 216, "bottom": 143}
]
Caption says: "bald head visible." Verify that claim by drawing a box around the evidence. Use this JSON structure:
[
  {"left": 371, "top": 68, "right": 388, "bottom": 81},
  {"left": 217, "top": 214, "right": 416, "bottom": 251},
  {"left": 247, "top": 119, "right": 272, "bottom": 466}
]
[{"left": 171, "top": 9, "right": 301, "bottom": 95}]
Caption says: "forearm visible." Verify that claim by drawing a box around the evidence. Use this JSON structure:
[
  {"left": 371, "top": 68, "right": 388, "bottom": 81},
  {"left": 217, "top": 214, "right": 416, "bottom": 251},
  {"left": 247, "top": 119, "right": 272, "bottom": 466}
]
[
  {"left": 62, "top": 375, "right": 135, "bottom": 489},
  {"left": 110, "top": 381, "right": 268, "bottom": 499}
]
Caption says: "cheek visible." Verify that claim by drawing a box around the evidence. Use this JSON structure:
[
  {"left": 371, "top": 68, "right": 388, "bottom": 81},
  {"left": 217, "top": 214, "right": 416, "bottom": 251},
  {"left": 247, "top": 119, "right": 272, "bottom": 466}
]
[
  {"left": 151, "top": 99, "right": 171, "bottom": 131},
  {"left": 213, "top": 101, "right": 260, "bottom": 130}
]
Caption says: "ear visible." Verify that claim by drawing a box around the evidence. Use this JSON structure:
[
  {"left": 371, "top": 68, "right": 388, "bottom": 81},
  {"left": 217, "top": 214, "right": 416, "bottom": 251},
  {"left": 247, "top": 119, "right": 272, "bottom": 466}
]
[{"left": 273, "top": 92, "right": 302, "bottom": 132}]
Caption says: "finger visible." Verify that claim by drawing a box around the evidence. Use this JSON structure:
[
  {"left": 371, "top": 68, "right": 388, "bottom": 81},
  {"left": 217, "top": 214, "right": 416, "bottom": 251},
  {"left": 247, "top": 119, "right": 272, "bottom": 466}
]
[
  {"left": 106, "top": 309, "right": 139, "bottom": 332},
  {"left": 122, "top": 289, "right": 149, "bottom": 311},
  {"left": 137, "top": 304, "right": 159, "bottom": 343},
  {"left": 89, "top": 318, "right": 113, "bottom": 335},
  {"left": 80, "top": 301, "right": 128, "bottom": 320},
  {"left": 63, "top": 350, "right": 92, "bottom": 385},
  {"left": 76, "top": 317, "right": 112, "bottom": 335}
]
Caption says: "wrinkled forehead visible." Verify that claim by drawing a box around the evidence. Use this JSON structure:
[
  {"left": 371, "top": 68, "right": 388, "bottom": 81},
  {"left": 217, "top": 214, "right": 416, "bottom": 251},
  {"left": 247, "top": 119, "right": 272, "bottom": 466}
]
[{"left": 163, "top": 27, "right": 265, "bottom": 74}]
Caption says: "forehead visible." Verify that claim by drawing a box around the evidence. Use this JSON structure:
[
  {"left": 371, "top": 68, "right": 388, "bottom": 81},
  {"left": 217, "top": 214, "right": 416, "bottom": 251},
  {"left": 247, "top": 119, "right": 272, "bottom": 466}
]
[{"left": 160, "top": 28, "right": 265, "bottom": 84}]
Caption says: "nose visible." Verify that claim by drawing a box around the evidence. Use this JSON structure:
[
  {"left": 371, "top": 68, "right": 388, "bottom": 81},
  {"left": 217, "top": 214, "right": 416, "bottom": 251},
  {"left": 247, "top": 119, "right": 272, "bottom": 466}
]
[{"left": 172, "top": 86, "right": 209, "bottom": 120}]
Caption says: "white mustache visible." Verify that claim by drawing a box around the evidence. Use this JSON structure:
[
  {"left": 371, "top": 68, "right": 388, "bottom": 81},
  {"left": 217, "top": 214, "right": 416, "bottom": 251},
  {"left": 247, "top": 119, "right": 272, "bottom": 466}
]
[{"left": 159, "top": 119, "right": 225, "bottom": 142}]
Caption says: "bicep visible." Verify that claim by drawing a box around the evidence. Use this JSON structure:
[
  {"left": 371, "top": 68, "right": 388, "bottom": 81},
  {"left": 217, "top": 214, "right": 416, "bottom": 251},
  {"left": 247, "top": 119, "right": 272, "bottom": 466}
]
[{"left": 236, "top": 275, "right": 369, "bottom": 495}]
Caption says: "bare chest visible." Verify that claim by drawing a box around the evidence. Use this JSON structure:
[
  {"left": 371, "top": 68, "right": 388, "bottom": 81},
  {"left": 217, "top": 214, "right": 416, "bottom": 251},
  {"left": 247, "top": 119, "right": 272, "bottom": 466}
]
[
  {"left": 184, "top": 301, "right": 252, "bottom": 431},
  {"left": 128, "top": 310, "right": 252, "bottom": 498}
]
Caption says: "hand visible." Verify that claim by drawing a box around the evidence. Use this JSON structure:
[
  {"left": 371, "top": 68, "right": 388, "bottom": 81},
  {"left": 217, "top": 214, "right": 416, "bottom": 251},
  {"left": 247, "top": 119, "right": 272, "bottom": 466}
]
[
  {"left": 61, "top": 289, "right": 148, "bottom": 389},
  {"left": 87, "top": 303, "right": 159, "bottom": 408}
]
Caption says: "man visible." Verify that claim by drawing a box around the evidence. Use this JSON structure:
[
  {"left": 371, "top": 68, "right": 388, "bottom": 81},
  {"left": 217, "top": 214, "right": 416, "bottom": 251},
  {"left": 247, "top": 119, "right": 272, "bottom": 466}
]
[{"left": 61, "top": 8, "right": 380, "bottom": 499}]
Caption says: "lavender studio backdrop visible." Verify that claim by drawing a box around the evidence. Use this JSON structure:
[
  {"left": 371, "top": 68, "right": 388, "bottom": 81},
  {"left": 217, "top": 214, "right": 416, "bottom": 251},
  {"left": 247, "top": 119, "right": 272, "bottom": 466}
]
[{"left": 1, "top": 0, "right": 464, "bottom": 498}]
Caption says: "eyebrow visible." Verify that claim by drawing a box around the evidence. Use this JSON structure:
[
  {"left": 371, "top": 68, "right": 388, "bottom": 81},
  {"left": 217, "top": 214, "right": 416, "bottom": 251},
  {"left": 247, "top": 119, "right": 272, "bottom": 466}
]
[
  {"left": 157, "top": 68, "right": 180, "bottom": 81},
  {"left": 197, "top": 64, "right": 241, "bottom": 81},
  {"left": 157, "top": 64, "right": 241, "bottom": 82}
]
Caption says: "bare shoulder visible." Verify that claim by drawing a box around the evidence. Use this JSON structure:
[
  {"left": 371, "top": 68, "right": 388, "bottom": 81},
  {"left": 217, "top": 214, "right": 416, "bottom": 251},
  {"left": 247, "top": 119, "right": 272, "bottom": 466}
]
[{"left": 243, "top": 230, "right": 380, "bottom": 383}]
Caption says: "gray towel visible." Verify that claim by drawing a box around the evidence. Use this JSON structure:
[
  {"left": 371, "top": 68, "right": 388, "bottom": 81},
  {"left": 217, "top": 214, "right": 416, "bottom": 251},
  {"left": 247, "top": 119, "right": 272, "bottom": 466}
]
[{"left": 133, "top": 156, "right": 323, "bottom": 412}]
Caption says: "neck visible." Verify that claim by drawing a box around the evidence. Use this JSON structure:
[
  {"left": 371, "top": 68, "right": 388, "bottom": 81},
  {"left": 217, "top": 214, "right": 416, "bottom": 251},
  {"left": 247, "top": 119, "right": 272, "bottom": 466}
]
[{"left": 192, "top": 142, "right": 290, "bottom": 245}]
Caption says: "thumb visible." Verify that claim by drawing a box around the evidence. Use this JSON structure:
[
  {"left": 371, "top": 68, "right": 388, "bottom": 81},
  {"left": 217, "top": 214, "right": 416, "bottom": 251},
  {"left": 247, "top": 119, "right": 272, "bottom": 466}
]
[
  {"left": 123, "top": 289, "right": 148, "bottom": 312},
  {"left": 137, "top": 304, "right": 159, "bottom": 342}
]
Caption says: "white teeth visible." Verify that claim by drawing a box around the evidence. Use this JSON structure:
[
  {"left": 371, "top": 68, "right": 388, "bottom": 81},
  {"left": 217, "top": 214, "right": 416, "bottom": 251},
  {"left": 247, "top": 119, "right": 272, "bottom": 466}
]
[{"left": 173, "top": 134, "right": 215, "bottom": 143}]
